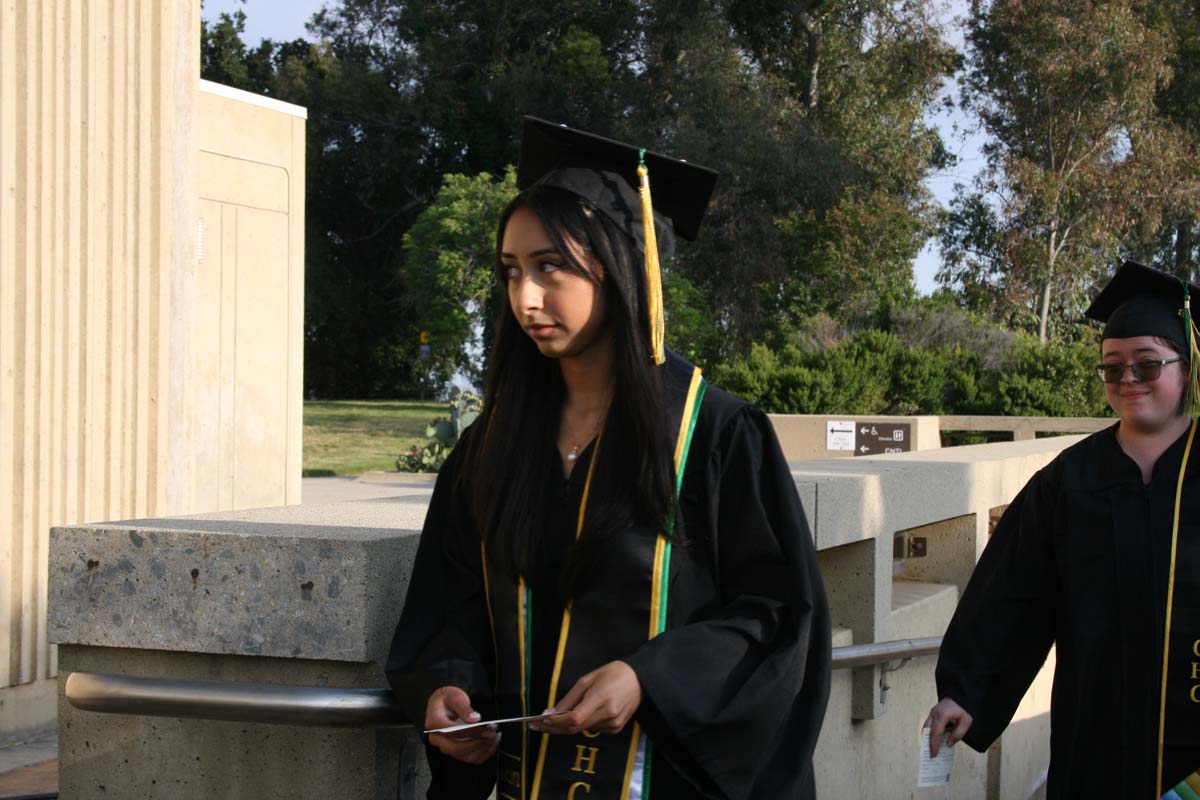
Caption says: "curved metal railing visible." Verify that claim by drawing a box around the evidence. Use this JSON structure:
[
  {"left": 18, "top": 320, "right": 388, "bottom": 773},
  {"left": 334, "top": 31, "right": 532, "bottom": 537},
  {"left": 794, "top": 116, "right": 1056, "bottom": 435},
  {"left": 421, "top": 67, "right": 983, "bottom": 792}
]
[
  {"left": 63, "top": 636, "right": 942, "bottom": 727},
  {"left": 63, "top": 671, "right": 409, "bottom": 727},
  {"left": 830, "top": 636, "right": 941, "bottom": 669}
]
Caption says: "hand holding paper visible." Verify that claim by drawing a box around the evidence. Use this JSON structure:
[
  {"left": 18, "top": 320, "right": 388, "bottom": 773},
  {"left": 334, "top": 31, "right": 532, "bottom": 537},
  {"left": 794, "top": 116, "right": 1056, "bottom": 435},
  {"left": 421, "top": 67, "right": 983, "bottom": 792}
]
[
  {"left": 424, "top": 686, "right": 500, "bottom": 765},
  {"left": 919, "top": 723, "right": 955, "bottom": 787},
  {"left": 425, "top": 710, "right": 565, "bottom": 734}
]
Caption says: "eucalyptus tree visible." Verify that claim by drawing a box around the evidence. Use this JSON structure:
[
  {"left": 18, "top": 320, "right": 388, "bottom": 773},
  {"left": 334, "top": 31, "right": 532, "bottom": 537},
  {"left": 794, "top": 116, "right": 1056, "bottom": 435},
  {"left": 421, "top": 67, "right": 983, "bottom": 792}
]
[{"left": 941, "top": 0, "right": 1191, "bottom": 341}]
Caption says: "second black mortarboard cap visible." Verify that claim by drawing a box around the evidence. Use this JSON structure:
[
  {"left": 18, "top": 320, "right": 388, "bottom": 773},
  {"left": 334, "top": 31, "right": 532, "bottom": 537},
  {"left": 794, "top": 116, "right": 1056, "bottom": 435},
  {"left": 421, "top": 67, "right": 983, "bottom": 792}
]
[{"left": 1084, "top": 261, "right": 1200, "bottom": 348}]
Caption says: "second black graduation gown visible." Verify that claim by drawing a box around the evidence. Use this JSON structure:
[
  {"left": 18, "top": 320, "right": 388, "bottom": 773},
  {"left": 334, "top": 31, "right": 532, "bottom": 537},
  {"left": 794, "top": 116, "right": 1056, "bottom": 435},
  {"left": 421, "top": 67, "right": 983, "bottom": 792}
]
[{"left": 935, "top": 423, "right": 1200, "bottom": 798}]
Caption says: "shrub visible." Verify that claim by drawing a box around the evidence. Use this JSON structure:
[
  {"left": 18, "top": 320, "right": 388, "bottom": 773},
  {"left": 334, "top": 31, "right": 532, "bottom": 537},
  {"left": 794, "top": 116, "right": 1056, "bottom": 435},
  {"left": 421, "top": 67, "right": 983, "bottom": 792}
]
[
  {"left": 713, "top": 325, "right": 1109, "bottom": 418},
  {"left": 396, "top": 389, "right": 482, "bottom": 472}
]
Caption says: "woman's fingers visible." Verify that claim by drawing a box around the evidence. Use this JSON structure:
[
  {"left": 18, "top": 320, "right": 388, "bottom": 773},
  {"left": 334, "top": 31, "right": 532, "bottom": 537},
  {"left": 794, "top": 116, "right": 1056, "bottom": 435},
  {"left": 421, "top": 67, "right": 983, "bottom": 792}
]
[
  {"left": 429, "top": 728, "right": 500, "bottom": 763},
  {"left": 424, "top": 685, "right": 502, "bottom": 763},
  {"left": 532, "top": 661, "right": 641, "bottom": 735},
  {"left": 945, "top": 712, "right": 972, "bottom": 746},
  {"left": 529, "top": 672, "right": 591, "bottom": 733},
  {"left": 440, "top": 686, "right": 481, "bottom": 724},
  {"left": 926, "top": 698, "right": 972, "bottom": 757}
]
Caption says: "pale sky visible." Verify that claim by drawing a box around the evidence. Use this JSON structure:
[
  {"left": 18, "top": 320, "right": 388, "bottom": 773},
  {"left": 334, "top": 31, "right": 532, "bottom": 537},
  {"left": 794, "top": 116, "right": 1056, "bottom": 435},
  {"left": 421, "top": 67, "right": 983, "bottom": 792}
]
[
  {"left": 201, "top": 0, "right": 987, "bottom": 295},
  {"left": 202, "top": 0, "right": 326, "bottom": 43},
  {"left": 916, "top": 0, "right": 990, "bottom": 295}
]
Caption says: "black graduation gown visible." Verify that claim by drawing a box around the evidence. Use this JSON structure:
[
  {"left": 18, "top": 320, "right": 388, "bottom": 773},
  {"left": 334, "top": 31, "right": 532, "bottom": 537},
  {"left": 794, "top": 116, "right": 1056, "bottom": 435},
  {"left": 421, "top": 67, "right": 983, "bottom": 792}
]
[
  {"left": 935, "top": 423, "right": 1200, "bottom": 798},
  {"left": 386, "top": 370, "right": 831, "bottom": 800}
]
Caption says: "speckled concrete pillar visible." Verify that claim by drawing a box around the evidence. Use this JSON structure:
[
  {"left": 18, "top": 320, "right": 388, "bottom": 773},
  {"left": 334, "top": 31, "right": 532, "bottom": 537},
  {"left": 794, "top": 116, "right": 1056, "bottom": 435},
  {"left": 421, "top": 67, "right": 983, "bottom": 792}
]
[{"left": 48, "top": 497, "right": 433, "bottom": 800}]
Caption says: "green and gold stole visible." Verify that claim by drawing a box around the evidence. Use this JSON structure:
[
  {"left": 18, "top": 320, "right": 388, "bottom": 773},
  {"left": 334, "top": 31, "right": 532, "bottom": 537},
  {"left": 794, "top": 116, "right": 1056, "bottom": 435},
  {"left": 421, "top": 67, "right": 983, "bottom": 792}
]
[
  {"left": 484, "top": 358, "right": 706, "bottom": 800},
  {"left": 1159, "top": 420, "right": 1200, "bottom": 797}
]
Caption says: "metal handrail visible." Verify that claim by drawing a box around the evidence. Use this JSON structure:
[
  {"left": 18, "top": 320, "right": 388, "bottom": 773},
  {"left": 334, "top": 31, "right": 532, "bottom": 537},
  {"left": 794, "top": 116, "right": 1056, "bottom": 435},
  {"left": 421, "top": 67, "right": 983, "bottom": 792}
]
[
  {"left": 64, "top": 637, "right": 941, "bottom": 727},
  {"left": 830, "top": 636, "right": 941, "bottom": 669},
  {"left": 63, "top": 671, "right": 410, "bottom": 728}
]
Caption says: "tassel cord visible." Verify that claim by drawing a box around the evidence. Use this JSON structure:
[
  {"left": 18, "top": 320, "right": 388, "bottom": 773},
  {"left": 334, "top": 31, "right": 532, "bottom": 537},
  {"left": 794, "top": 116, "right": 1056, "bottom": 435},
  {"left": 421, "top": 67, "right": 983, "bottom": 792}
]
[
  {"left": 1183, "top": 292, "right": 1200, "bottom": 419},
  {"left": 637, "top": 149, "right": 666, "bottom": 365}
]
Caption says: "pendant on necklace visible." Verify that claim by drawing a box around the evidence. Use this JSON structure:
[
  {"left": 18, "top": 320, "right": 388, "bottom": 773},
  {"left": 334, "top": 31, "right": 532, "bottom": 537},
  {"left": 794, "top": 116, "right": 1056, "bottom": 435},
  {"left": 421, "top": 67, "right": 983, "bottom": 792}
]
[{"left": 567, "top": 447, "right": 580, "bottom": 462}]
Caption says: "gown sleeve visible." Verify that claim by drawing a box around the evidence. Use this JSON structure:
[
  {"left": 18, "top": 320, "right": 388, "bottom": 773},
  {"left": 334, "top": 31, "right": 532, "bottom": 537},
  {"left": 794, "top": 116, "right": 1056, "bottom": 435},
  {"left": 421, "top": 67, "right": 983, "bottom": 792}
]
[
  {"left": 384, "top": 434, "right": 499, "bottom": 800},
  {"left": 934, "top": 462, "right": 1059, "bottom": 751},
  {"left": 621, "top": 405, "right": 832, "bottom": 800},
  {"left": 384, "top": 432, "right": 495, "bottom": 725}
]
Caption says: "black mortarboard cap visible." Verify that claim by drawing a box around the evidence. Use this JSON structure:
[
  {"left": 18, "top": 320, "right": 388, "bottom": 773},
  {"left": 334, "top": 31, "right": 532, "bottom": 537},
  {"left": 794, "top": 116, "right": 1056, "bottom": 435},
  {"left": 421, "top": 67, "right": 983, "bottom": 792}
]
[
  {"left": 516, "top": 116, "right": 718, "bottom": 244},
  {"left": 515, "top": 116, "right": 718, "bottom": 364},
  {"left": 1085, "top": 261, "right": 1200, "bottom": 348}
]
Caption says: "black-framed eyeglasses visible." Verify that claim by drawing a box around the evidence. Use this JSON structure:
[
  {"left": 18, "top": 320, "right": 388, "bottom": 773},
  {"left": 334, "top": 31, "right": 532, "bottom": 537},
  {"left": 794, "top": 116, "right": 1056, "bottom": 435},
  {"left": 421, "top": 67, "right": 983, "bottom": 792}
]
[{"left": 1094, "top": 357, "right": 1184, "bottom": 384}]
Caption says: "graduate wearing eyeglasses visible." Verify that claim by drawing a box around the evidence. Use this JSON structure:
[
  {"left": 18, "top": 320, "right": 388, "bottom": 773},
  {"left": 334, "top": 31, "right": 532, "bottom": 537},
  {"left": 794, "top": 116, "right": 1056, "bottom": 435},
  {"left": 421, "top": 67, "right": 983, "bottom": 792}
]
[{"left": 927, "top": 262, "right": 1200, "bottom": 799}]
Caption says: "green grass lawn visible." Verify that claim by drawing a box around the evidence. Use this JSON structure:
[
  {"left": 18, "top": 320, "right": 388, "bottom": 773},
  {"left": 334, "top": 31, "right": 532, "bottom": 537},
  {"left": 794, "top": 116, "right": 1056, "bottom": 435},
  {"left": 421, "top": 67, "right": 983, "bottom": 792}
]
[{"left": 303, "top": 400, "right": 446, "bottom": 476}]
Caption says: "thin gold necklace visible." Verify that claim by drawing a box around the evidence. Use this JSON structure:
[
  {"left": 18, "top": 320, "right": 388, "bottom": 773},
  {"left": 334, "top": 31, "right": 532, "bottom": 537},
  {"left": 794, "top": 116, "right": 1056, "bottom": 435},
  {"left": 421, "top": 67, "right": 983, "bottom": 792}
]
[{"left": 565, "top": 405, "right": 608, "bottom": 462}]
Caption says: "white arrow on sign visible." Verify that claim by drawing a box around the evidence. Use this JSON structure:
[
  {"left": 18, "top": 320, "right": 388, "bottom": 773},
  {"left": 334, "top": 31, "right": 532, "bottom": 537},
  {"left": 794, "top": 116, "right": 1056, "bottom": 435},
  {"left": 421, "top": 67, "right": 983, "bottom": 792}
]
[
  {"left": 860, "top": 426, "right": 869, "bottom": 434},
  {"left": 860, "top": 445, "right": 869, "bottom": 453}
]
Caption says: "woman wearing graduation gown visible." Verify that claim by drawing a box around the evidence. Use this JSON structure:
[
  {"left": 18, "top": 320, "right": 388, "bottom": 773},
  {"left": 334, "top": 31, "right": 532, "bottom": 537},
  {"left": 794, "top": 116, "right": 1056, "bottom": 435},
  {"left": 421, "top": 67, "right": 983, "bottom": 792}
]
[
  {"left": 927, "top": 262, "right": 1200, "bottom": 799},
  {"left": 386, "top": 117, "right": 832, "bottom": 800}
]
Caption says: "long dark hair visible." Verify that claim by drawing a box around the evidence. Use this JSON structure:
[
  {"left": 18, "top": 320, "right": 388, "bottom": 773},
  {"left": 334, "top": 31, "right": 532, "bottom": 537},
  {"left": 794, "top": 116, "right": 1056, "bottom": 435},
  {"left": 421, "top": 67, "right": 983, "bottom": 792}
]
[{"left": 458, "top": 185, "right": 679, "bottom": 598}]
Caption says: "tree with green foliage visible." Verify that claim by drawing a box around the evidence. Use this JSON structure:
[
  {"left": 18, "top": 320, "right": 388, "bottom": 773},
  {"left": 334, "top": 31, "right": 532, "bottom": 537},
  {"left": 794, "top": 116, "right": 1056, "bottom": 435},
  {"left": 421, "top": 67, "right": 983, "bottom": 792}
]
[
  {"left": 204, "top": 0, "right": 959, "bottom": 391},
  {"left": 643, "top": 0, "right": 957, "bottom": 350},
  {"left": 401, "top": 168, "right": 518, "bottom": 387},
  {"left": 1139, "top": 0, "right": 1200, "bottom": 280},
  {"left": 200, "top": 5, "right": 275, "bottom": 91},
  {"left": 776, "top": 189, "right": 927, "bottom": 322},
  {"left": 941, "top": 0, "right": 1191, "bottom": 342},
  {"left": 203, "top": 5, "right": 455, "bottom": 397}
]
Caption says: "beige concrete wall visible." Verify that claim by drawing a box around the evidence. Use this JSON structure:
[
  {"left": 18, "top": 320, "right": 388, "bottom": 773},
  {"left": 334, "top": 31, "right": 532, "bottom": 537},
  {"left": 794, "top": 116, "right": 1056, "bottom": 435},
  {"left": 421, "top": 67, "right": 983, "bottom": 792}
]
[
  {"left": 0, "top": 5, "right": 305, "bottom": 736},
  {"left": 193, "top": 81, "right": 305, "bottom": 511},
  {"left": 803, "top": 438, "right": 1074, "bottom": 798},
  {"left": 0, "top": 0, "right": 199, "bottom": 733},
  {"left": 47, "top": 434, "right": 1070, "bottom": 797}
]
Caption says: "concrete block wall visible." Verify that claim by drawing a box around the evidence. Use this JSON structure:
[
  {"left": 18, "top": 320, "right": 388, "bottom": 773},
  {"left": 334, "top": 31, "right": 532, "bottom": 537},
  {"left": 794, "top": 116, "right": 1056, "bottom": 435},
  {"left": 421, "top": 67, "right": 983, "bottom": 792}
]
[
  {"left": 770, "top": 414, "right": 942, "bottom": 460},
  {"left": 50, "top": 499, "right": 429, "bottom": 798},
  {"left": 48, "top": 434, "right": 1077, "bottom": 799},
  {"left": 804, "top": 437, "right": 1072, "bottom": 799}
]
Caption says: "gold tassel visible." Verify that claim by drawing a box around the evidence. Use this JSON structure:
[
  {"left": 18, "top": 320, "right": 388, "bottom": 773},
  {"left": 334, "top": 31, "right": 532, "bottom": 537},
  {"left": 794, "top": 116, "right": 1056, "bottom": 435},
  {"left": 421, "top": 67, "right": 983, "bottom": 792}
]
[
  {"left": 1184, "top": 290, "right": 1200, "bottom": 418},
  {"left": 638, "top": 149, "right": 666, "bottom": 365}
]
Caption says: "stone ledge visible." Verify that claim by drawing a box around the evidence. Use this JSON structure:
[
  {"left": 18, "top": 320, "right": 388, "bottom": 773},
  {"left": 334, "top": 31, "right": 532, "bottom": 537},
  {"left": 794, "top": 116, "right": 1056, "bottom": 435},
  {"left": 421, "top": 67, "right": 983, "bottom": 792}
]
[{"left": 49, "top": 498, "right": 425, "bottom": 663}]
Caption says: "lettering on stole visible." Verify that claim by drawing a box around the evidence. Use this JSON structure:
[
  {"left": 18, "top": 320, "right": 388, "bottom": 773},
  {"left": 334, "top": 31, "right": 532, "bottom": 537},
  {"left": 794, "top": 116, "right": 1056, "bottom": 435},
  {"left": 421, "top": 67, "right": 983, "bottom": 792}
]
[
  {"left": 568, "top": 782, "right": 593, "bottom": 798},
  {"left": 572, "top": 744, "right": 600, "bottom": 775},
  {"left": 1192, "top": 640, "right": 1200, "bottom": 703}
]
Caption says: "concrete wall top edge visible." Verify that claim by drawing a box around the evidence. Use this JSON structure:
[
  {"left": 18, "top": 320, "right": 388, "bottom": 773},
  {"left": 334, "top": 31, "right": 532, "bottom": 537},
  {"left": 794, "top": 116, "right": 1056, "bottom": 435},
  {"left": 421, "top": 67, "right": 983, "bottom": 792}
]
[
  {"left": 790, "top": 432, "right": 1086, "bottom": 471},
  {"left": 48, "top": 523, "right": 418, "bottom": 662},
  {"left": 199, "top": 79, "right": 308, "bottom": 119},
  {"left": 59, "top": 498, "right": 431, "bottom": 541},
  {"left": 54, "top": 520, "right": 414, "bottom": 542}
]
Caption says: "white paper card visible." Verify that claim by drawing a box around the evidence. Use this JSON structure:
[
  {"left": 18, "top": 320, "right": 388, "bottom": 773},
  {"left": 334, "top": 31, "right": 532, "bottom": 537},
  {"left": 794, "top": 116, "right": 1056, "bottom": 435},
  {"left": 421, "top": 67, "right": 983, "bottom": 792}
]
[
  {"left": 918, "top": 724, "right": 954, "bottom": 787},
  {"left": 826, "top": 420, "right": 856, "bottom": 451},
  {"left": 425, "top": 710, "right": 563, "bottom": 735}
]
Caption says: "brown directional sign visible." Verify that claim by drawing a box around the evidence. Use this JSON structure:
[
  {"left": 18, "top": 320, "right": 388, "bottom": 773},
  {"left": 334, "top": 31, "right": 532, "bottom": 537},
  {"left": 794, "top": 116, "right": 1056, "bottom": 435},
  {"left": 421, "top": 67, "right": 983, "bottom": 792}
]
[{"left": 853, "top": 422, "right": 912, "bottom": 456}]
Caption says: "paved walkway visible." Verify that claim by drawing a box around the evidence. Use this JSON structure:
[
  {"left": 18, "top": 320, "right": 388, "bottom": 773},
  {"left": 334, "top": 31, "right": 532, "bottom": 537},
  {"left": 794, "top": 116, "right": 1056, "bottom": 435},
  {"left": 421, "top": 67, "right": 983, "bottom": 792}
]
[
  {"left": 0, "top": 728, "right": 57, "bottom": 797},
  {"left": 301, "top": 471, "right": 437, "bottom": 505}
]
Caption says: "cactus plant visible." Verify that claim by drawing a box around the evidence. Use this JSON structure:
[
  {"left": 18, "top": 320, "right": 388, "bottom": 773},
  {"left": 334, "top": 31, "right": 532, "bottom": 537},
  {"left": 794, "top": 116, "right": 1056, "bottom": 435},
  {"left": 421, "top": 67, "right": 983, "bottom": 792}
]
[{"left": 396, "top": 390, "right": 484, "bottom": 473}]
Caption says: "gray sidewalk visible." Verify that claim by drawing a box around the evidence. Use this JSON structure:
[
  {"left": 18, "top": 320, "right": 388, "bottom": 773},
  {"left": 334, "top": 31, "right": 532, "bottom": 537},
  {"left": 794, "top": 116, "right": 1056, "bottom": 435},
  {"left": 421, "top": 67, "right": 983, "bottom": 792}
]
[
  {"left": 301, "top": 471, "right": 437, "bottom": 505},
  {"left": 0, "top": 727, "right": 57, "bottom": 796}
]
